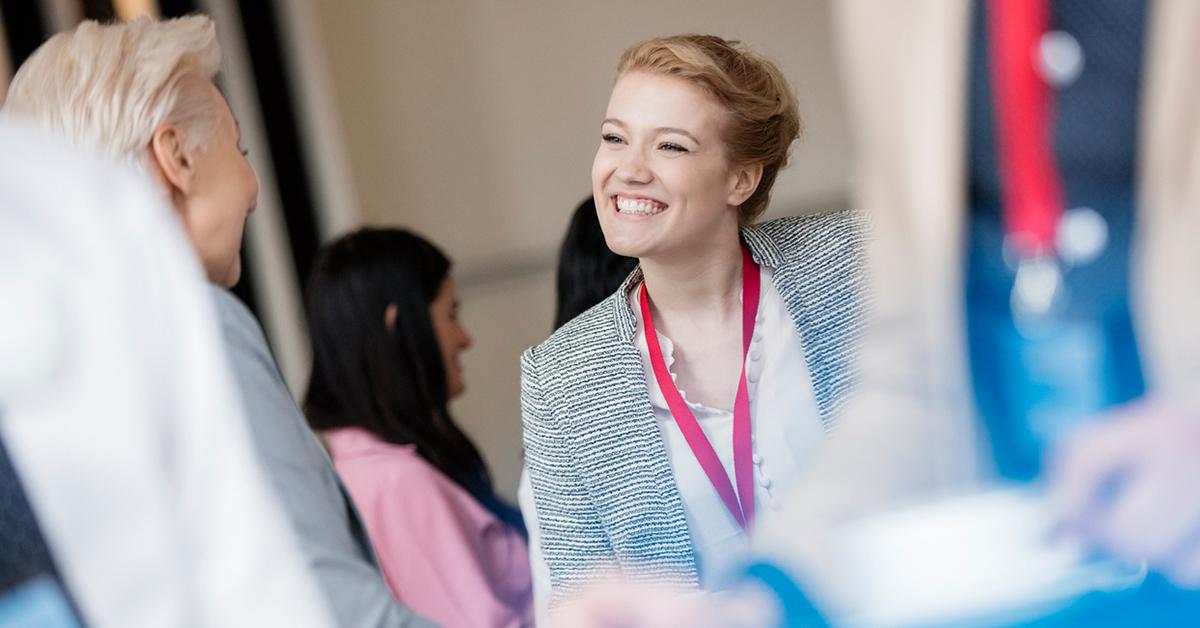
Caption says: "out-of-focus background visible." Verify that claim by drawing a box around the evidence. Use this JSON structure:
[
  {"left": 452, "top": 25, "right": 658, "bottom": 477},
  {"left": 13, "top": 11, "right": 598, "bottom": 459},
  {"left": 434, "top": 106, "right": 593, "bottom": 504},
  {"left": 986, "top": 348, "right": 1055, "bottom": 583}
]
[{"left": 0, "top": 0, "right": 853, "bottom": 500}]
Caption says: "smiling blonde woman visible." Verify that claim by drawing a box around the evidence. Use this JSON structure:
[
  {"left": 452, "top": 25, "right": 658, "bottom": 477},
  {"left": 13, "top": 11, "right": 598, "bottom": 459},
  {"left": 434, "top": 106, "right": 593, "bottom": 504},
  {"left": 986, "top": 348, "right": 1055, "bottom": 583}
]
[{"left": 520, "top": 35, "right": 871, "bottom": 609}]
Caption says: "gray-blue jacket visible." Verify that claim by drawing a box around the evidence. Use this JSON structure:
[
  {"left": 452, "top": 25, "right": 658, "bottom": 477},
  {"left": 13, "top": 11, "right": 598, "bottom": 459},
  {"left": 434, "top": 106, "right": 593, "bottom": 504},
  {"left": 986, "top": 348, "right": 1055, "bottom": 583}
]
[
  {"left": 213, "top": 287, "right": 440, "bottom": 628},
  {"left": 520, "top": 211, "right": 870, "bottom": 603}
]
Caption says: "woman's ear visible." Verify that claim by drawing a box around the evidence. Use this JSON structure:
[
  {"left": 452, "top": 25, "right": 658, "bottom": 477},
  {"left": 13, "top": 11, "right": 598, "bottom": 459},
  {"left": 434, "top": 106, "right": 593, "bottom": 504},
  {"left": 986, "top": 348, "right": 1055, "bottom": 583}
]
[
  {"left": 384, "top": 303, "right": 399, "bottom": 334},
  {"left": 727, "top": 162, "right": 764, "bottom": 207},
  {"left": 148, "top": 122, "right": 197, "bottom": 206}
]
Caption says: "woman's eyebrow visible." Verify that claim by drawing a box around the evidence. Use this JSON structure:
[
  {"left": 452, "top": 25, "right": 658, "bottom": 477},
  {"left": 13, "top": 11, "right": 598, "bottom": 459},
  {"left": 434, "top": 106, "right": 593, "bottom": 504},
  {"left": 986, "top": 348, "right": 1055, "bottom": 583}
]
[
  {"left": 653, "top": 127, "right": 699, "bottom": 144},
  {"left": 601, "top": 119, "right": 699, "bottom": 144}
]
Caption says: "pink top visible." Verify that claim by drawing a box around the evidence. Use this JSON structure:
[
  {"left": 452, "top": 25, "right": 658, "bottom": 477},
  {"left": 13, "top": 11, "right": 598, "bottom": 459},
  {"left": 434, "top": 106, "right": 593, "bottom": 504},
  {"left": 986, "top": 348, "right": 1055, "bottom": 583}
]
[{"left": 325, "top": 427, "right": 533, "bottom": 628}]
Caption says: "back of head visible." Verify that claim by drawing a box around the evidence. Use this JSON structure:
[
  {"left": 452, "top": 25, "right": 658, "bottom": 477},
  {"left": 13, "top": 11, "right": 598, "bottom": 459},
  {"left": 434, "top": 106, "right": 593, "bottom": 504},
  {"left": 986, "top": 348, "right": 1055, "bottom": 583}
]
[
  {"left": 555, "top": 196, "right": 638, "bottom": 329},
  {"left": 305, "top": 228, "right": 450, "bottom": 438},
  {"left": 2, "top": 16, "right": 222, "bottom": 166},
  {"left": 617, "top": 34, "right": 802, "bottom": 224}
]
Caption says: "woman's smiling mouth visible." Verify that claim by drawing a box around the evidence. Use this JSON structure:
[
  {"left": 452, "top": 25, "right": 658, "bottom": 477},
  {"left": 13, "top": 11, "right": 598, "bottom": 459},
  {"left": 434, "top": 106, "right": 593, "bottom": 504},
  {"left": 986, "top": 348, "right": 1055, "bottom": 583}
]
[{"left": 614, "top": 195, "right": 667, "bottom": 216}]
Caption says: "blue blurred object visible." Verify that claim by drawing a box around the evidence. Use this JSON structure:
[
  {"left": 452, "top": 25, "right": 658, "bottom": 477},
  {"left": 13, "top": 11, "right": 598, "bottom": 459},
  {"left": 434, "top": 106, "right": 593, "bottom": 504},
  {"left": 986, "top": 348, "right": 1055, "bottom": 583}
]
[
  {"left": 0, "top": 425, "right": 84, "bottom": 627},
  {"left": 745, "top": 562, "right": 830, "bottom": 628},
  {"left": 957, "top": 0, "right": 1200, "bottom": 625},
  {"left": 965, "top": 210, "right": 1145, "bottom": 481},
  {"left": 965, "top": 0, "right": 1147, "bottom": 481},
  {"left": 745, "top": 559, "right": 1200, "bottom": 628},
  {"left": 1022, "top": 574, "right": 1200, "bottom": 628},
  {"left": 0, "top": 576, "right": 81, "bottom": 628}
]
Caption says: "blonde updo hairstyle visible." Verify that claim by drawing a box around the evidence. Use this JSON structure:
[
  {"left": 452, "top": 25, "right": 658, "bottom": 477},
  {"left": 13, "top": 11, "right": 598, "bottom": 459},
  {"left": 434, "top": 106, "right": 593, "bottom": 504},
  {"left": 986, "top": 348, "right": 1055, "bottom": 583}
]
[
  {"left": 2, "top": 16, "right": 222, "bottom": 168},
  {"left": 617, "top": 35, "right": 802, "bottom": 225}
]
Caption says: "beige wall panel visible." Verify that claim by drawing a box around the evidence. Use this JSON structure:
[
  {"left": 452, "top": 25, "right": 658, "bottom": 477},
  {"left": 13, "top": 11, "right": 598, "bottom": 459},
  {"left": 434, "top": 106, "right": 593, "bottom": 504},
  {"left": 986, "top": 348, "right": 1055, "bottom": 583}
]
[{"left": 451, "top": 270, "right": 556, "bottom": 500}]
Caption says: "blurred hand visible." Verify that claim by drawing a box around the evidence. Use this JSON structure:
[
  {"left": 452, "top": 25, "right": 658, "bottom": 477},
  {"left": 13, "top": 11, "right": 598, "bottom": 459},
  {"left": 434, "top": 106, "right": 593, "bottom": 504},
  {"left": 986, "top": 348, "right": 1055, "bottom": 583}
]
[
  {"left": 1049, "top": 399, "right": 1200, "bottom": 589},
  {"left": 554, "top": 580, "right": 780, "bottom": 628}
]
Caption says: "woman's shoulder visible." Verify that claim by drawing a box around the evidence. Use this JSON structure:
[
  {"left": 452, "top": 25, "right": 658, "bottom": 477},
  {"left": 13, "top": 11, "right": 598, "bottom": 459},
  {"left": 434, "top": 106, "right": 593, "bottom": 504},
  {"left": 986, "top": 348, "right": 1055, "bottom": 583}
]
[
  {"left": 522, "top": 289, "right": 631, "bottom": 376},
  {"left": 748, "top": 209, "right": 871, "bottom": 262},
  {"left": 326, "top": 428, "right": 434, "bottom": 480},
  {"left": 329, "top": 438, "right": 504, "bottom": 547},
  {"left": 743, "top": 210, "right": 872, "bottom": 298},
  {"left": 329, "top": 429, "right": 474, "bottom": 505}
]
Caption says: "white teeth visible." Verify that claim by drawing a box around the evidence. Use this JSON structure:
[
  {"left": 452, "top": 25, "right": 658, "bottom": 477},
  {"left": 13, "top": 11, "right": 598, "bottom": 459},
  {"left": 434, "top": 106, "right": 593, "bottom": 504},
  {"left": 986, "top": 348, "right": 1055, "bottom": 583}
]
[{"left": 615, "top": 197, "right": 665, "bottom": 215}]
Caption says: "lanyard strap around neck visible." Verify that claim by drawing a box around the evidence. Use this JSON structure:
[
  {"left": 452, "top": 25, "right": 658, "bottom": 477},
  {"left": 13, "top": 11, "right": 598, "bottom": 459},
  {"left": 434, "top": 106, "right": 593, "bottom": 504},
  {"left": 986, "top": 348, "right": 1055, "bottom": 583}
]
[
  {"left": 639, "top": 243, "right": 760, "bottom": 533},
  {"left": 988, "top": 0, "right": 1064, "bottom": 256}
]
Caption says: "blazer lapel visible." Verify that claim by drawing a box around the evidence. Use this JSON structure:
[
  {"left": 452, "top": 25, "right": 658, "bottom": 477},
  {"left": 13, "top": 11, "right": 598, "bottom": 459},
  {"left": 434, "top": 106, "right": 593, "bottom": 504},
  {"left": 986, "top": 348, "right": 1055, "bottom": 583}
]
[
  {"left": 563, "top": 274, "right": 698, "bottom": 586},
  {"left": 744, "top": 216, "right": 870, "bottom": 427}
]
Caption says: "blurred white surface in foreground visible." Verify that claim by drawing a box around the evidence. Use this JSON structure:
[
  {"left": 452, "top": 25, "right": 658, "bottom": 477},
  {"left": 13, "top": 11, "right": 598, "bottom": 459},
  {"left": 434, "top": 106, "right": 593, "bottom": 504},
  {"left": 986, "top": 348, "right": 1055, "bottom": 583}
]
[
  {"left": 840, "top": 488, "right": 1145, "bottom": 628},
  {"left": 0, "top": 117, "right": 336, "bottom": 628}
]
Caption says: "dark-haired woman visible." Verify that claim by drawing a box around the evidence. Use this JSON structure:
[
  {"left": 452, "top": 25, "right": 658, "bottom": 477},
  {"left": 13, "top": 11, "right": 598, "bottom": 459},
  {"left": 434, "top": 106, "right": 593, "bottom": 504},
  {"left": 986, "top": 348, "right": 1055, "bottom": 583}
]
[{"left": 305, "top": 228, "right": 533, "bottom": 628}]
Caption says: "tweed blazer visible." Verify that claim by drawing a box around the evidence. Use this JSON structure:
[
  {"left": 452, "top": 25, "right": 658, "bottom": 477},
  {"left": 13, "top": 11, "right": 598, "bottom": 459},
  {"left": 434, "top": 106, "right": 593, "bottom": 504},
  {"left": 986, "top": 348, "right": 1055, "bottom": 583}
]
[{"left": 520, "top": 211, "right": 870, "bottom": 602}]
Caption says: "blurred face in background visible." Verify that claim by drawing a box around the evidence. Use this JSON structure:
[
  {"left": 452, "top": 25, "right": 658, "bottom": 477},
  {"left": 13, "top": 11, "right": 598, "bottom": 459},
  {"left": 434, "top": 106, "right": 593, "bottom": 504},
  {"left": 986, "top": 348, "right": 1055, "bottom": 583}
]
[
  {"left": 151, "top": 83, "right": 259, "bottom": 288},
  {"left": 429, "top": 275, "right": 472, "bottom": 399},
  {"left": 592, "top": 71, "right": 752, "bottom": 264}
]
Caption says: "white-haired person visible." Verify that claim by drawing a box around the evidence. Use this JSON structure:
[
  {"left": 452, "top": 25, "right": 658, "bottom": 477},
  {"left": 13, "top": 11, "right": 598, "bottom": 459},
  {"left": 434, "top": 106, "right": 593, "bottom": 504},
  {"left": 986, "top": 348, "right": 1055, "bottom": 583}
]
[
  {"left": 2, "top": 17, "right": 438, "bottom": 628},
  {"left": 520, "top": 34, "right": 869, "bottom": 611},
  {"left": 0, "top": 117, "right": 339, "bottom": 628}
]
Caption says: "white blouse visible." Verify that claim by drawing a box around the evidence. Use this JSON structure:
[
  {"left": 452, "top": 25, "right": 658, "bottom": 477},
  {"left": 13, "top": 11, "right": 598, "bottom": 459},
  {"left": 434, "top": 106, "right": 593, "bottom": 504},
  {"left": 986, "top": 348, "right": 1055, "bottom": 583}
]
[
  {"left": 520, "top": 265, "right": 826, "bottom": 618},
  {"left": 632, "top": 264, "right": 825, "bottom": 589}
]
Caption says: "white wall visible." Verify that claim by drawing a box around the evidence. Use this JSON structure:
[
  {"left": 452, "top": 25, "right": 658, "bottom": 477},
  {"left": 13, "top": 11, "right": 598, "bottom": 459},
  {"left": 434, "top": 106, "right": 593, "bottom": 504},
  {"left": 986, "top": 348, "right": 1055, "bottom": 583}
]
[{"left": 308, "top": 0, "right": 852, "bottom": 499}]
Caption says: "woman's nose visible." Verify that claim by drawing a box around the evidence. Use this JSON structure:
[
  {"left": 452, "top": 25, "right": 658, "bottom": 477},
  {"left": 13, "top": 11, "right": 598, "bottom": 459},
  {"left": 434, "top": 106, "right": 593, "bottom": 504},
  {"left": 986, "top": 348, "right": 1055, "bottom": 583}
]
[{"left": 615, "top": 148, "right": 652, "bottom": 185}]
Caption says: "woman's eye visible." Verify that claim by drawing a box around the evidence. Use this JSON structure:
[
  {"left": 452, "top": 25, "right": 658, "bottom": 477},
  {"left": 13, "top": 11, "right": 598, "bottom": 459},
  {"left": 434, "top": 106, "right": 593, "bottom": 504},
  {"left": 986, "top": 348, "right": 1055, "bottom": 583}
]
[
  {"left": 602, "top": 134, "right": 625, "bottom": 145},
  {"left": 660, "top": 142, "right": 688, "bottom": 153}
]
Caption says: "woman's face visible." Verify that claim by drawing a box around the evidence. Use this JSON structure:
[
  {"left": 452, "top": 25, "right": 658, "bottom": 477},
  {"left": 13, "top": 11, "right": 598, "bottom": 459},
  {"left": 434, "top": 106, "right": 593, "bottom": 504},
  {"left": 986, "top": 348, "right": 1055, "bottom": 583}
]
[
  {"left": 173, "top": 84, "right": 259, "bottom": 288},
  {"left": 428, "top": 274, "right": 472, "bottom": 399},
  {"left": 592, "top": 71, "right": 751, "bottom": 262}
]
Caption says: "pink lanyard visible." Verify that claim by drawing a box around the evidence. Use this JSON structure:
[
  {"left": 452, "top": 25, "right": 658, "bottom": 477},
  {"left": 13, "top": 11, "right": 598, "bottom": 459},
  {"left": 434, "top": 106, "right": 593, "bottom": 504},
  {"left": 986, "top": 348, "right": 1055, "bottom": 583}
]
[
  {"left": 639, "top": 243, "right": 760, "bottom": 533},
  {"left": 988, "top": 0, "right": 1064, "bottom": 257}
]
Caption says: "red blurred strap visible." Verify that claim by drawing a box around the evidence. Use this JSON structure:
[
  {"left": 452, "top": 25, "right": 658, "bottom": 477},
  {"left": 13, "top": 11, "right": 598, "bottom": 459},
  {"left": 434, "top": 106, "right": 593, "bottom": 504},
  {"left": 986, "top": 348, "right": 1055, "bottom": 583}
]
[
  {"left": 988, "top": 0, "right": 1064, "bottom": 255},
  {"left": 640, "top": 243, "right": 759, "bottom": 532}
]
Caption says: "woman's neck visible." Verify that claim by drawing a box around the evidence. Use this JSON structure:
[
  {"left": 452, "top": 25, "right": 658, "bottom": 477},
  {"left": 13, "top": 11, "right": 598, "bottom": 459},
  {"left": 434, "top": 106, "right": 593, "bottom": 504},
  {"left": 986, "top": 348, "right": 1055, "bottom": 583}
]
[{"left": 639, "top": 233, "right": 744, "bottom": 329}]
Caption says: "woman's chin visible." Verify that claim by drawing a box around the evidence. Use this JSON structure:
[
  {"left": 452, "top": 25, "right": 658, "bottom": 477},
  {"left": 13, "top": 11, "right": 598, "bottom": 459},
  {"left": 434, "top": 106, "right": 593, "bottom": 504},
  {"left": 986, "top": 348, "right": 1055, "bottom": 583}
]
[
  {"left": 210, "top": 256, "right": 242, "bottom": 289},
  {"left": 601, "top": 227, "right": 658, "bottom": 260}
]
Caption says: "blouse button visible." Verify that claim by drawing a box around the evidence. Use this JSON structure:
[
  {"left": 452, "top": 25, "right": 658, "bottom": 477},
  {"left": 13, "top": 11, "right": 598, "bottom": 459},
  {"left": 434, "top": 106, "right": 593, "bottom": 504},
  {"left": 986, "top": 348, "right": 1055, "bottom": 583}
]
[
  {"left": 757, "top": 475, "right": 772, "bottom": 489},
  {"left": 756, "top": 313, "right": 765, "bottom": 324},
  {"left": 749, "top": 349, "right": 762, "bottom": 362},
  {"left": 752, "top": 330, "right": 763, "bottom": 343},
  {"left": 747, "top": 370, "right": 760, "bottom": 383},
  {"left": 752, "top": 453, "right": 763, "bottom": 465}
]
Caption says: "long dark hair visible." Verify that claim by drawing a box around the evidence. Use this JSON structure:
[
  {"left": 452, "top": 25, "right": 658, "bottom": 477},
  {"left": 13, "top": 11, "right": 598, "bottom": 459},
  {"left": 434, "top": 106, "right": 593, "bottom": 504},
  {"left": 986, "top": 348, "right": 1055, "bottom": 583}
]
[
  {"left": 555, "top": 196, "right": 639, "bottom": 329},
  {"left": 304, "top": 228, "right": 524, "bottom": 534}
]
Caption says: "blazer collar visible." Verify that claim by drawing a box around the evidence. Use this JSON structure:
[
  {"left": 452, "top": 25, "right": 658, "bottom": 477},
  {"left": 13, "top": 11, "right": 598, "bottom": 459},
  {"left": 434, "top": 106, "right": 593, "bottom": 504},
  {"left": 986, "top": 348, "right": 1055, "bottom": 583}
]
[{"left": 609, "top": 223, "right": 785, "bottom": 344}]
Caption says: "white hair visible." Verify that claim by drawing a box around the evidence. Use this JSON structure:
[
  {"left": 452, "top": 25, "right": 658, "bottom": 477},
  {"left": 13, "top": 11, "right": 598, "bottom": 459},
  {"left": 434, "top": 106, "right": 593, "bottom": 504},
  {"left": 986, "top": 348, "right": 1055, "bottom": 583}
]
[{"left": 2, "top": 16, "right": 222, "bottom": 165}]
